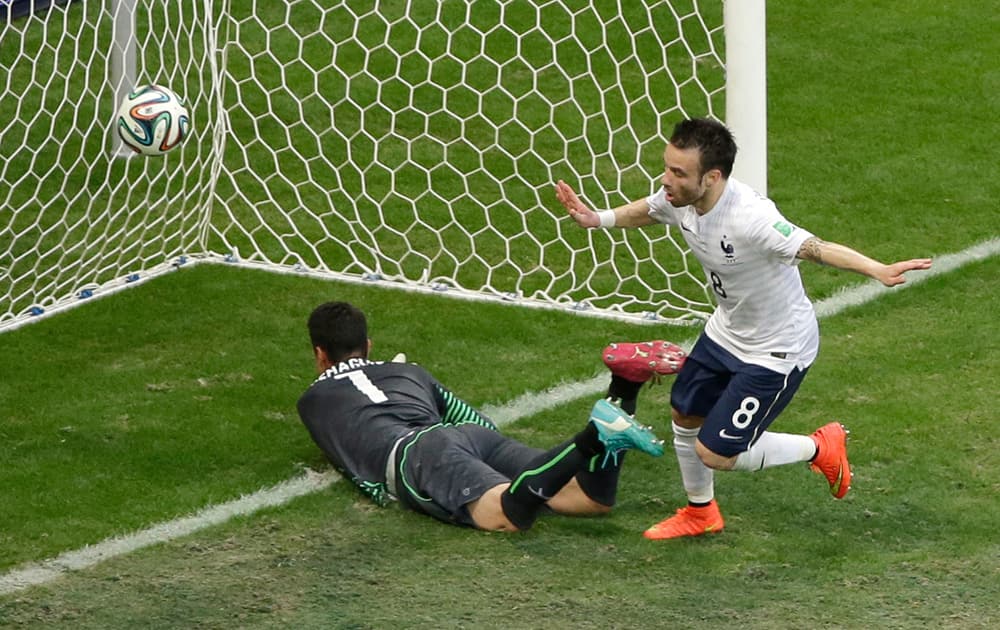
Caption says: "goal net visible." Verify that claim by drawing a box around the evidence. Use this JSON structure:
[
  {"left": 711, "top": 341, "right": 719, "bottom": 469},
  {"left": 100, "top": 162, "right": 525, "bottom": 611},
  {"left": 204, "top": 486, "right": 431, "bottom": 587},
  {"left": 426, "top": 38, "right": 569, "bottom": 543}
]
[{"left": 1, "top": 0, "right": 740, "bottom": 332}]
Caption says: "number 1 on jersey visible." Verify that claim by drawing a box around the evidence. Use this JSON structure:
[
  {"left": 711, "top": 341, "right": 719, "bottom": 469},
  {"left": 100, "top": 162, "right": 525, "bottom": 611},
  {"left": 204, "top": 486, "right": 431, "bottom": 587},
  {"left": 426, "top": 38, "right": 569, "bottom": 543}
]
[{"left": 335, "top": 371, "right": 388, "bottom": 403}]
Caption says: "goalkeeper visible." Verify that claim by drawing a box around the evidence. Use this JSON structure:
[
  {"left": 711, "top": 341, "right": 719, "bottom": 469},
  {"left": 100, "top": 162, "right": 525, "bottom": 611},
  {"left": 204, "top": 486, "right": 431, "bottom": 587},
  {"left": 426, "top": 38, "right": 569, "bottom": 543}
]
[{"left": 297, "top": 301, "right": 669, "bottom": 532}]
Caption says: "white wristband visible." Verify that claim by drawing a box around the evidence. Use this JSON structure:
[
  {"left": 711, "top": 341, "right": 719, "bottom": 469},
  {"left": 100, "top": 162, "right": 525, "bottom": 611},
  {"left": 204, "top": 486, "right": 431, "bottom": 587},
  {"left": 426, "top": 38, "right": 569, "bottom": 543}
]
[{"left": 597, "top": 210, "right": 616, "bottom": 228}]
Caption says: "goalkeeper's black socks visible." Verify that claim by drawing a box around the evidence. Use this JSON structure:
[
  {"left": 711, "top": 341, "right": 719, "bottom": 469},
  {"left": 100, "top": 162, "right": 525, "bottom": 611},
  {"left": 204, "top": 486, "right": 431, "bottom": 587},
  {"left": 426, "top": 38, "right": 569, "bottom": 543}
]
[
  {"left": 574, "top": 452, "right": 624, "bottom": 507},
  {"left": 500, "top": 425, "right": 604, "bottom": 530},
  {"left": 606, "top": 374, "right": 644, "bottom": 415}
]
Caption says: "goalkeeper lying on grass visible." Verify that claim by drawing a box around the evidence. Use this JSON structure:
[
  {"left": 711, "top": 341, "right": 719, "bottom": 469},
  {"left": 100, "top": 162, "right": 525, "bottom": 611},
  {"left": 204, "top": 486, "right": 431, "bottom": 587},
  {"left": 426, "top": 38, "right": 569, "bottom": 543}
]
[{"left": 297, "top": 301, "right": 675, "bottom": 532}]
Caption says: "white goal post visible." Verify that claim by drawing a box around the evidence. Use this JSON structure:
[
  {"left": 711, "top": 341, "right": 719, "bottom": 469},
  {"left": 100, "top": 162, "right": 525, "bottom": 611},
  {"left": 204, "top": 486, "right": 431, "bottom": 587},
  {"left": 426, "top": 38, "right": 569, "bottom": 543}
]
[{"left": 0, "top": 0, "right": 766, "bottom": 332}]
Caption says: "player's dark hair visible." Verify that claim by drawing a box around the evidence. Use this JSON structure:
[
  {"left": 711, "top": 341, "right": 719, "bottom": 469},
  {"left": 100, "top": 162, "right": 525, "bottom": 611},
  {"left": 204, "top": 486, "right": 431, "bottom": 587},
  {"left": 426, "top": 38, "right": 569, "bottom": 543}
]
[
  {"left": 308, "top": 301, "right": 368, "bottom": 363},
  {"left": 669, "top": 118, "right": 737, "bottom": 178}
]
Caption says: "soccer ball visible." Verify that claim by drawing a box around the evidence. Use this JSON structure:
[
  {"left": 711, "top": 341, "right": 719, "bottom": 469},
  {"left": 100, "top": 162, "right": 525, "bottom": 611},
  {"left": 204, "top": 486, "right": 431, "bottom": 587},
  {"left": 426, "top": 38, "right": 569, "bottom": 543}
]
[{"left": 115, "top": 85, "right": 190, "bottom": 156}]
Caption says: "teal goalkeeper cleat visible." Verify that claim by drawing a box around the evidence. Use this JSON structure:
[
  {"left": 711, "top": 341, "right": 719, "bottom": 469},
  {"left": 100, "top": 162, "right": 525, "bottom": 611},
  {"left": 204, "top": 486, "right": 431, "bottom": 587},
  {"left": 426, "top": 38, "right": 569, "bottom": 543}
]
[{"left": 589, "top": 399, "right": 665, "bottom": 466}]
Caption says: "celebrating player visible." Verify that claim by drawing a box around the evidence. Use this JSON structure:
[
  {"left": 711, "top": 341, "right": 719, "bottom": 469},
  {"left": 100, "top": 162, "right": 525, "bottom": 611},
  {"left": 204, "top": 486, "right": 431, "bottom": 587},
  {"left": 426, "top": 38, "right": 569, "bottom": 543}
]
[
  {"left": 557, "top": 117, "right": 932, "bottom": 540},
  {"left": 297, "top": 301, "right": 669, "bottom": 532}
]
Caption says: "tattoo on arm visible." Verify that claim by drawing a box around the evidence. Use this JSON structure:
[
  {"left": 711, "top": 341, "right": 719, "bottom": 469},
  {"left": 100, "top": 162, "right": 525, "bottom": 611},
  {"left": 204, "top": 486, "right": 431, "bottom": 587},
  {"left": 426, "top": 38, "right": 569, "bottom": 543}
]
[{"left": 797, "top": 237, "right": 826, "bottom": 264}]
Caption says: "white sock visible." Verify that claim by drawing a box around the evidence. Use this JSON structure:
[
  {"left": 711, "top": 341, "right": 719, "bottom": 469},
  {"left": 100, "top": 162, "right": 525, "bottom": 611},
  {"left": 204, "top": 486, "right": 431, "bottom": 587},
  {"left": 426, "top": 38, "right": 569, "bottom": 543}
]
[
  {"left": 732, "top": 431, "right": 817, "bottom": 472},
  {"left": 672, "top": 421, "right": 714, "bottom": 503}
]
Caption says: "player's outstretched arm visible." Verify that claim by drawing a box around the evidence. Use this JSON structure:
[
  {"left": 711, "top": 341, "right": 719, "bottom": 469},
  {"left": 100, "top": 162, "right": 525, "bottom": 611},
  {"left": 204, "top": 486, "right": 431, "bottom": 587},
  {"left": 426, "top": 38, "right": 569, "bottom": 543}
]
[
  {"left": 555, "top": 179, "right": 657, "bottom": 229},
  {"left": 797, "top": 237, "right": 932, "bottom": 286}
]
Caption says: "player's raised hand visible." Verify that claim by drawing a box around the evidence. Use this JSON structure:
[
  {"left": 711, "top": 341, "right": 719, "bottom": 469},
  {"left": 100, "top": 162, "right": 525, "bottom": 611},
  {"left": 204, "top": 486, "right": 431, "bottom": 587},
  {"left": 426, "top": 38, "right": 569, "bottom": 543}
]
[
  {"left": 876, "top": 258, "right": 933, "bottom": 286},
  {"left": 555, "top": 180, "right": 599, "bottom": 228}
]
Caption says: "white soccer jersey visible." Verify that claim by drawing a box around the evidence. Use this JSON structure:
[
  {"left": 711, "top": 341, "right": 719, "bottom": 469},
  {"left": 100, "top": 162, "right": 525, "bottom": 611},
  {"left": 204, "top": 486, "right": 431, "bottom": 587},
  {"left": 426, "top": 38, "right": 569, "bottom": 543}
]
[{"left": 646, "top": 177, "right": 819, "bottom": 374}]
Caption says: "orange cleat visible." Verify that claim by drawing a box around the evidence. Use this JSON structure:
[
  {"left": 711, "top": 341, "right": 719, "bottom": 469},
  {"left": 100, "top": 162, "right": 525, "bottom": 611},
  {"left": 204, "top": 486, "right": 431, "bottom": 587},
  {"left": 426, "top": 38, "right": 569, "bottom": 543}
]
[
  {"left": 809, "top": 422, "right": 852, "bottom": 499},
  {"left": 643, "top": 500, "right": 725, "bottom": 540}
]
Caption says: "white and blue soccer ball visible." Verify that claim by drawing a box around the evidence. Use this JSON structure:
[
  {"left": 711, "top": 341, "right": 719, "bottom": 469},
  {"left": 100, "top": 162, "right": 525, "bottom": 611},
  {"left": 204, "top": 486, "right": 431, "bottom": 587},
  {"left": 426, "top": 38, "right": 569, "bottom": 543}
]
[{"left": 115, "top": 85, "right": 190, "bottom": 156}]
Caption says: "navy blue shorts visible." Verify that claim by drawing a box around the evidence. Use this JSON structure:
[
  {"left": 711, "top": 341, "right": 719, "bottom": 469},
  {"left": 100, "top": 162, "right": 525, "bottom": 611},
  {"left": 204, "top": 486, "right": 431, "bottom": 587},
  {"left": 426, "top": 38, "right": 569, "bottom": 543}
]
[
  {"left": 394, "top": 423, "right": 541, "bottom": 526},
  {"left": 670, "top": 334, "right": 809, "bottom": 457}
]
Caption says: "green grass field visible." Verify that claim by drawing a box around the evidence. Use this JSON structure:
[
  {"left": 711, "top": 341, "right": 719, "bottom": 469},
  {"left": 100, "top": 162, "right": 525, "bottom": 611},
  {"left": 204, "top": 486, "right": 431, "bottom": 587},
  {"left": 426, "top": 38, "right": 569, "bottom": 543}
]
[{"left": 2, "top": 0, "right": 999, "bottom": 628}]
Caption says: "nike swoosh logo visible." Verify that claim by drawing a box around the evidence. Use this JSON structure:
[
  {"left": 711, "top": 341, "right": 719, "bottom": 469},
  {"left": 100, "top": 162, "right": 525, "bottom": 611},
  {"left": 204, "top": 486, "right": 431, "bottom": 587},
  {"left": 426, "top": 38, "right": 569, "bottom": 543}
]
[
  {"left": 528, "top": 485, "right": 549, "bottom": 500},
  {"left": 680, "top": 225, "right": 695, "bottom": 233},
  {"left": 592, "top": 417, "right": 632, "bottom": 432},
  {"left": 832, "top": 466, "right": 844, "bottom": 493},
  {"left": 718, "top": 429, "right": 742, "bottom": 440}
]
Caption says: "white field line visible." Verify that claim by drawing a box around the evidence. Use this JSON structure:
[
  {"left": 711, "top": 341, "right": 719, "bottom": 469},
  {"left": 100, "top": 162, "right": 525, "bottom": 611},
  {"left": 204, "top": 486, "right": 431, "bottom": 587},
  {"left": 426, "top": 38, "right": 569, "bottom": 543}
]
[{"left": 2, "top": 237, "right": 997, "bottom": 596}]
